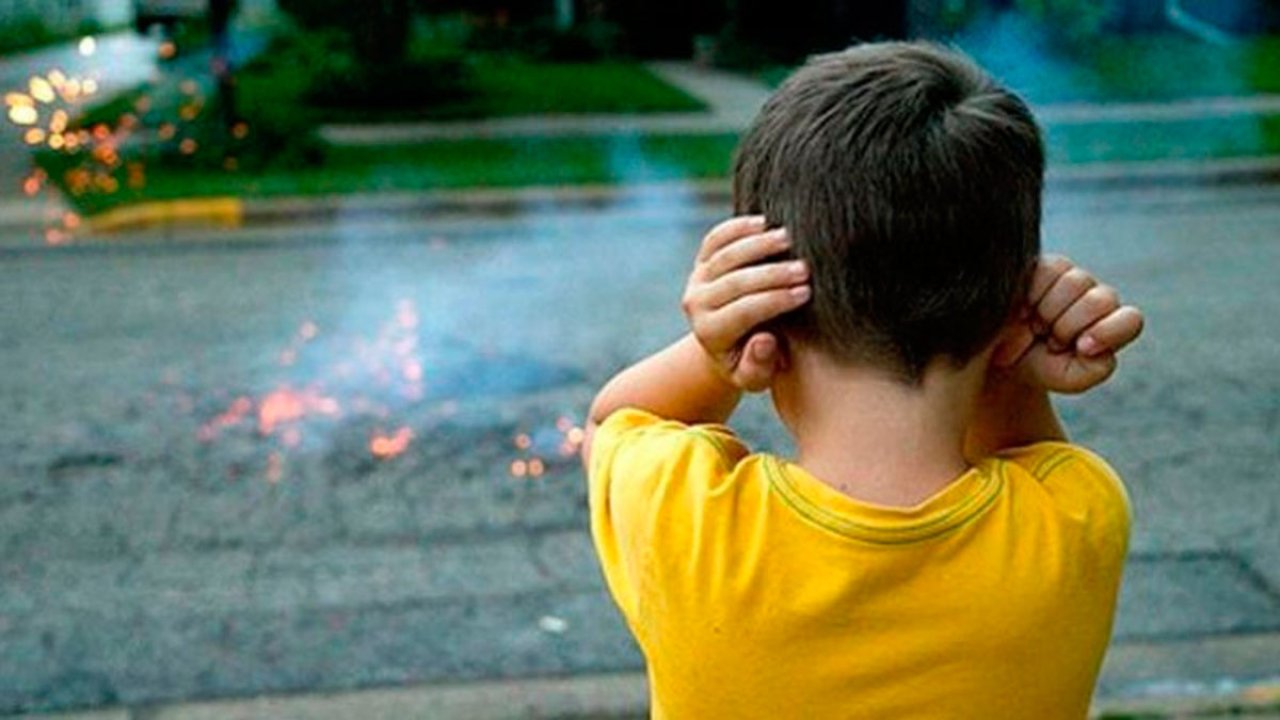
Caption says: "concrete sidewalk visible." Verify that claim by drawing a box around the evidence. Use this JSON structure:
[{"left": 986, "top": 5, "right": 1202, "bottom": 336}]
[
  {"left": 11, "top": 665, "right": 1280, "bottom": 720},
  {"left": 320, "top": 61, "right": 1280, "bottom": 145}
]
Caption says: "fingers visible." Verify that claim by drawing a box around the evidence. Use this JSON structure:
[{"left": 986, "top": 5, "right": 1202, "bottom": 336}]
[
  {"left": 700, "top": 228, "right": 791, "bottom": 281},
  {"left": 1078, "top": 306, "right": 1144, "bottom": 357},
  {"left": 1047, "top": 284, "right": 1119, "bottom": 352},
  {"left": 698, "top": 215, "right": 768, "bottom": 263},
  {"left": 1033, "top": 266, "right": 1096, "bottom": 334},
  {"left": 691, "top": 286, "right": 811, "bottom": 353},
  {"left": 1028, "top": 254, "right": 1073, "bottom": 305},
  {"left": 699, "top": 260, "right": 809, "bottom": 309}
]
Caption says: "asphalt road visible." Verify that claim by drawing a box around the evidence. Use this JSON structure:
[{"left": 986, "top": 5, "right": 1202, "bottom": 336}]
[{"left": 0, "top": 182, "right": 1277, "bottom": 712}]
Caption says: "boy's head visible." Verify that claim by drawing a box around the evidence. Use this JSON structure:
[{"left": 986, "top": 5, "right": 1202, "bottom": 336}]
[{"left": 733, "top": 41, "right": 1044, "bottom": 382}]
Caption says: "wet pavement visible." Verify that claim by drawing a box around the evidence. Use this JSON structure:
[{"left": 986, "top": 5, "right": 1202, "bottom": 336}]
[{"left": 1, "top": 182, "right": 1278, "bottom": 712}]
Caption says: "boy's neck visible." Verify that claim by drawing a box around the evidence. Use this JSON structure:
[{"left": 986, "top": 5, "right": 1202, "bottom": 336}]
[{"left": 782, "top": 352, "right": 985, "bottom": 508}]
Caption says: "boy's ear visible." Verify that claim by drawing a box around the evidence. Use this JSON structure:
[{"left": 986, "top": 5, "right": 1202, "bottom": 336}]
[
  {"left": 736, "top": 332, "right": 789, "bottom": 391},
  {"left": 990, "top": 314, "right": 1036, "bottom": 369}
]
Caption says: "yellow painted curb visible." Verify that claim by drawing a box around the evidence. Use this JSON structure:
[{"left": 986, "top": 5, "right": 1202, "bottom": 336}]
[{"left": 86, "top": 197, "right": 244, "bottom": 234}]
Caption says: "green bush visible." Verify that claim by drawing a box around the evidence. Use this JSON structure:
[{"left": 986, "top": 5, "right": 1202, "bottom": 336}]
[
  {"left": 272, "top": 26, "right": 473, "bottom": 110},
  {"left": 465, "top": 18, "right": 622, "bottom": 61},
  {"left": 0, "top": 15, "right": 60, "bottom": 54},
  {"left": 1015, "top": 0, "right": 1112, "bottom": 47}
]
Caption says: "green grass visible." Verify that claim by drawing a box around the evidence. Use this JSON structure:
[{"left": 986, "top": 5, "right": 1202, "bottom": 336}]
[
  {"left": 302, "top": 59, "right": 707, "bottom": 123},
  {"left": 1047, "top": 115, "right": 1280, "bottom": 164},
  {"left": 42, "top": 113, "right": 1280, "bottom": 216},
  {"left": 763, "top": 35, "right": 1280, "bottom": 103},
  {"left": 42, "top": 134, "right": 741, "bottom": 215},
  {"left": 966, "top": 34, "right": 1280, "bottom": 104}
]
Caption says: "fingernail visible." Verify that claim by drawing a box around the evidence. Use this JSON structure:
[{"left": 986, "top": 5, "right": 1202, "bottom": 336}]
[
  {"left": 790, "top": 285, "right": 811, "bottom": 300},
  {"left": 1078, "top": 335, "right": 1101, "bottom": 356},
  {"left": 789, "top": 260, "right": 807, "bottom": 279}
]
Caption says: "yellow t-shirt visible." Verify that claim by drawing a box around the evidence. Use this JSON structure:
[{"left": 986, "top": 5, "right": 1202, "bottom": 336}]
[{"left": 589, "top": 408, "right": 1131, "bottom": 720}]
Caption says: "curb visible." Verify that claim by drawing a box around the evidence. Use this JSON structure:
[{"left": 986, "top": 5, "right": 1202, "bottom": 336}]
[
  {"left": 13, "top": 155, "right": 1278, "bottom": 240},
  {"left": 84, "top": 197, "right": 243, "bottom": 234},
  {"left": 10, "top": 671, "right": 1278, "bottom": 720}
]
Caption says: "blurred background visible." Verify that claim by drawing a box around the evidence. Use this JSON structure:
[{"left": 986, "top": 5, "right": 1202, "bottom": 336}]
[{"left": 0, "top": 0, "right": 1277, "bottom": 718}]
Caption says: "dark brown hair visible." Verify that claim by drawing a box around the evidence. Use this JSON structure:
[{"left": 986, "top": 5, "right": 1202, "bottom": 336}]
[{"left": 733, "top": 41, "right": 1043, "bottom": 382}]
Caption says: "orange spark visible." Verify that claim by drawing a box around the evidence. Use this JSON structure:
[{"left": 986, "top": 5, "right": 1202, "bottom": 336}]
[
  {"left": 8, "top": 105, "right": 37, "bottom": 125},
  {"left": 28, "top": 77, "right": 54, "bottom": 103},
  {"left": 370, "top": 426, "right": 414, "bottom": 459}
]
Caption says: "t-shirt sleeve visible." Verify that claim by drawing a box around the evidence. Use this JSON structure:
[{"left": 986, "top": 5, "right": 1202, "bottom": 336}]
[
  {"left": 998, "top": 442, "right": 1132, "bottom": 559},
  {"left": 587, "top": 408, "right": 749, "bottom": 639}
]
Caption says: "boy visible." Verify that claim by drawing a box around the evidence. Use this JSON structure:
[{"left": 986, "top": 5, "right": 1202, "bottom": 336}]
[{"left": 582, "top": 42, "right": 1144, "bottom": 718}]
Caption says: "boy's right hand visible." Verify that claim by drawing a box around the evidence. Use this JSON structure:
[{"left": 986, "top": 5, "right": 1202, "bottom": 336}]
[{"left": 682, "top": 216, "right": 811, "bottom": 392}]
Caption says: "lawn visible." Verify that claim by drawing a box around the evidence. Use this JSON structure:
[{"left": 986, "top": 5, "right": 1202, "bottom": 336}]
[
  {"left": 762, "top": 34, "right": 1280, "bottom": 104},
  {"left": 313, "top": 59, "right": 707, "bottom": 123},
  {"left": 966, "top": 34, "right": 1280, "bottom": 104},
  {"left": 40, "top": 134, "right": 742, "bottom": 215},
  {"left": 40, "top": 113, "right": 1280, "bottom": 216}
]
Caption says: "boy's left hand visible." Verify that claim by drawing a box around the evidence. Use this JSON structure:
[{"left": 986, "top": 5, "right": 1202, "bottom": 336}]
[
  {"left": 992, "top": 255, "right": 1144, "bottom": 394},
  {"left": 682, "top": 216, "right": 811, "bottom": 392}
]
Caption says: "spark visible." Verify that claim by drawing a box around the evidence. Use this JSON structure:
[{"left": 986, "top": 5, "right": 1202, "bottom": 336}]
[
  {"left": 8, "top": 105, "right": 37, "bottom": 125},
  {"left": 49, "top": 110, "right": 68, "bottom": 133},
  {"left": 78, "top": 36, "right": 96, "bottom": 56},
  {"left": 514, "top": 433, "right": 532, "bottom": 450},
  {"left": 23, "top": 128, "right": 44, "bottom": 145},
  {"left": 232, "top": 122, "right": 249, "bottom": 139},
  {"left": 158, "top": 41, "right": 176, "bottom": 60},
  {"left": 179, "top": 138, "right": 197, "bottom": 155},
  {"left": 82, "top": 79, "right": 98, "bottom": 95},
  {"left": 370, "top": 426, "right": 413, "bottom": 459},
  {"left": 28, "top": 77, "right": 54, "bottom": 104},
  {"left": 4, "top": 92, "right": 32, "bottom": 107},
  {"left": 510, "top": 459, "right": 528, "bottom": 478},
  {"left": 158, "top": 123, "right": 176, "bottom": 140},
  {"left": 528, "top": 458, "right": 545, "bottom": 477}
]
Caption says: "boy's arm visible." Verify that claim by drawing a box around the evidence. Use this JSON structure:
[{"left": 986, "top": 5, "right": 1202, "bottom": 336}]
[
  {"left": 966, "top": 256, "right": 1144, "bottom": 458},
  {"left": 582, "top": 217, "right": 810, "bottom": 467},
  {"left": 586, "top": 333, "right": 744, "bottom": 431}
]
